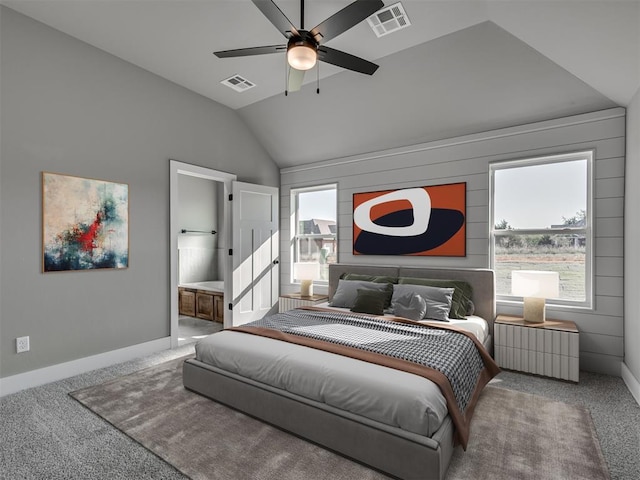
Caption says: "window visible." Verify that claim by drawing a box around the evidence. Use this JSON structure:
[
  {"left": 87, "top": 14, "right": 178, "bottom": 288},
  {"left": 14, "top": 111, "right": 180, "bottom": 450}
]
[
  {"left": 490, "top": 151, "right": 592, "bottom": 307},
  {"left": 291, "top": 184, "right": 338, "bottom": 283}
]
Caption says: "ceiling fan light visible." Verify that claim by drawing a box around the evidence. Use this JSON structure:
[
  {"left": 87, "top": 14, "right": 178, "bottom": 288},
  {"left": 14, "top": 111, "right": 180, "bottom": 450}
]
[{"left": 287, "top": 45, "right": 317, "bottom": 71}]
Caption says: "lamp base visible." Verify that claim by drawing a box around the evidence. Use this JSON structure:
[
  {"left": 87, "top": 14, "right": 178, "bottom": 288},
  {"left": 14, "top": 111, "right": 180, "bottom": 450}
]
[
  {"left": 523, "top": 297, "right": 546, "bottom": 323},
  {"left": 300, "top": 279, "right": 313, "bottom": 298}
]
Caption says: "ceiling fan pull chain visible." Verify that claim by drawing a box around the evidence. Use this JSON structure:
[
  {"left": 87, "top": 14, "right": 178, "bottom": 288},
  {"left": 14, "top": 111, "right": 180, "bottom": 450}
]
[
  {"left": 317, "top": 61, "right": 320, "bottom": 94},
  {"left": 285, "top": 57, "right": 288, "bottom": 96}
]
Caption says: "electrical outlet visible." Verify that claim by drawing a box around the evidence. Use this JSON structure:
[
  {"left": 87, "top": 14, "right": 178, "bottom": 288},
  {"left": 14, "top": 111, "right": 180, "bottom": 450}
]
[{"left": 16, "top": 336, "right": 30, "bottom": 353}]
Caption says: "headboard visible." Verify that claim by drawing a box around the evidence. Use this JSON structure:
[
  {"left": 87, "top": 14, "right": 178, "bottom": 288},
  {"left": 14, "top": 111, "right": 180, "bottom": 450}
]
[{"left": 328, "top": 263, "right": 496, "bottom": 335}]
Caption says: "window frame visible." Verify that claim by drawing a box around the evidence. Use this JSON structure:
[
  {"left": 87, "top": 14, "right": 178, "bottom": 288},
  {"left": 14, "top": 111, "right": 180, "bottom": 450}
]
[
  {"left": 489, "top": 150, "right": 594, "bottom": 309},
  {"left": 290, "top": 183, "right": 338, "bottom": 285}
]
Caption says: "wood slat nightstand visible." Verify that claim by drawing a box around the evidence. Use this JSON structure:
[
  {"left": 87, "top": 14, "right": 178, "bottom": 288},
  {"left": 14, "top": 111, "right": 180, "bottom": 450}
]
[
  {"left": 279, "top": 293, "right": 329, "bottom": 312},
  {"left": 494, "top": 314, "right": 579, "bottom": 382}
]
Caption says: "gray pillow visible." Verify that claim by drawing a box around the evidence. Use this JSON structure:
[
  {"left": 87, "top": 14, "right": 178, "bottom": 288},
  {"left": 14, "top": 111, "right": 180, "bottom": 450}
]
[
  {"left": 392, "top": 292, "right": 427, "bottom": 320},
  {"left": 330, "top": 279, "right": 392, "bottom": 308},
  {"left": 397, "top": 277, "right": 472, "bottom": 319},
  {"left": 391, "top": 284, "right": 455, "bottom": 321},
  {"left": 466, "top": 299, "right": 476, "bottom": 316}
]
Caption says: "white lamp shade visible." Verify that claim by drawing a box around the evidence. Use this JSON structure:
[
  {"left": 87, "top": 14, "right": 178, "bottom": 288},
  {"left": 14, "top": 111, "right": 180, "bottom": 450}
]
[
  {"left": 294, "top": 262, "right": 320, "bottom": 297},
  {"left": 287, "top": 45, "right": 317, "bottom": 70},
  {"left": 511, "top": 270, "right": 560, "bottom": 298},
  {"left": 293, "top": 262, "right": 320, "bottom": 281}
]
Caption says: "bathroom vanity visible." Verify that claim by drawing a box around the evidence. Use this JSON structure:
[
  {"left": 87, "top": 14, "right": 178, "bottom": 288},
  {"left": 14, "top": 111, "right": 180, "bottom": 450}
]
[{"left": 179, "top": 285, "right": 224, "bottom": 323}]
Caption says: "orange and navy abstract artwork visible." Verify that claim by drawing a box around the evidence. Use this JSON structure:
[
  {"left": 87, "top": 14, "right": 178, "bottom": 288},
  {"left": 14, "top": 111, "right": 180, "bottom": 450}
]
[
  {"left": 353, "top": 182, "right": 466, "bottom": 256},
  {"left": 42, "top": 172, "right": 129, "bottom": 272}
]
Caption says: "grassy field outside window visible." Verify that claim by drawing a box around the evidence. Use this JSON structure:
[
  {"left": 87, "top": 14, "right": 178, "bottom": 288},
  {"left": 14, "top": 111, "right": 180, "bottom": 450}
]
[
  {"left": 490, "top": 150, "right": 592, "bottom": 307},
  {"left": 495, "top": 244, "right": 586, "bottom": 301}
]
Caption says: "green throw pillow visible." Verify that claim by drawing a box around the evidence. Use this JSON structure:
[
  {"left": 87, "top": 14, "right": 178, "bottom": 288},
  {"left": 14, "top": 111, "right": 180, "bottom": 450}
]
[
  {"left": 397, "top": 277, "right": 473, "bottom": 319},
  {"left": 350, "top": 288, "right": 386, "bottom": 315},
  {"left": 341, "top": 273, "right": 399, "bottom": 285}
]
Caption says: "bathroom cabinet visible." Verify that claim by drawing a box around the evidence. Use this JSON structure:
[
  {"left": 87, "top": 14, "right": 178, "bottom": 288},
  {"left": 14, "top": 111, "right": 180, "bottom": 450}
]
[
  {"left": 179, "top": 287, "right": 224, "bottom": 323},
  {"left": 179, "top": 289, "right": 196, "bottom": 317}
]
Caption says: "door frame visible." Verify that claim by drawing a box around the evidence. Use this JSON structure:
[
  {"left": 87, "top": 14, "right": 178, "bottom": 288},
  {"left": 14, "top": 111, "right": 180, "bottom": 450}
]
[{"left": 169, "top": 160, "right": 236, "bottom": 348}]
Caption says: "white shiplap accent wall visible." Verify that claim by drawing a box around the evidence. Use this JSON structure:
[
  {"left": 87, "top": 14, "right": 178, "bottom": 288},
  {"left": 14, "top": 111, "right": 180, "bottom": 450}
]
[{"left": 280, "top": 107, "right": 626, "bottom": 375}]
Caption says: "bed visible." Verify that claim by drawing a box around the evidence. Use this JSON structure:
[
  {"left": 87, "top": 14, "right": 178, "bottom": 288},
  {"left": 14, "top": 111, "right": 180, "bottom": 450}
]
[{"left": 183, "top": 264, "right": 498, "bottom": 480}]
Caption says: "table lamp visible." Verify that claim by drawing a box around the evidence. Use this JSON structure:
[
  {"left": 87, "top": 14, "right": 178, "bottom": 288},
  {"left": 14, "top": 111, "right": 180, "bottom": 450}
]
[
  {"left": 511, "top": 270, "right": 560, "bottom": 323},
  {"left": 294, "top": 262, "right": 320, "bottom": 297}
]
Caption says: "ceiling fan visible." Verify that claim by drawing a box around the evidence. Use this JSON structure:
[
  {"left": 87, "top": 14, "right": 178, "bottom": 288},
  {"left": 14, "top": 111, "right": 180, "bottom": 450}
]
[{"left": 214, "top": 0, "right": 384, "bottom": 93}]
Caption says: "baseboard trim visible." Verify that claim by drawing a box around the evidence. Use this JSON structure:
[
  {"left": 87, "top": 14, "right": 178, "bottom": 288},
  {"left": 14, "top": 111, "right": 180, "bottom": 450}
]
[
  {"left": 621, "top": 362, "right": 640, "bottom": 407},
  {"left": 0, "top": 337, "right": 171, "bottom": 397}
]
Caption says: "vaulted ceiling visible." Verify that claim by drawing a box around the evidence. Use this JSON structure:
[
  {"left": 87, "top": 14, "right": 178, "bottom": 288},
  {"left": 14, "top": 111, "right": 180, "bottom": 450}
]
[{"left": 3, "top": 1, "right": 639, "bottom": 167}]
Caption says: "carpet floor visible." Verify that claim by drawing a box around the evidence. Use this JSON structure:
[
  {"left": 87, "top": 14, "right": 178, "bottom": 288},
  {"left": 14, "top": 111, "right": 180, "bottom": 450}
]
[
  {"left": 2, "top": 343, "right": 638, "bottom": 479},
  {"left": 70, "top": 355, "right": 610, "bottom": 480}
]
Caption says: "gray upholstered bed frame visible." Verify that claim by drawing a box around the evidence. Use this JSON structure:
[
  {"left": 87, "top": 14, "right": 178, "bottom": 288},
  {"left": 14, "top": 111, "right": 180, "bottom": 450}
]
[{"left": 183, "top": 264, "right": 495, "bottom": 480}]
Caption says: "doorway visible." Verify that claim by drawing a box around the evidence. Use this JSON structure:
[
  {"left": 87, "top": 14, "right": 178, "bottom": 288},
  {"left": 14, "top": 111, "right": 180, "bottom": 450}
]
[
  {"left": 170, "top": 160, "right": 236, "bottom": 348},
  {"left": 170, "top": 160, "right": 280, "bottom": 348}
]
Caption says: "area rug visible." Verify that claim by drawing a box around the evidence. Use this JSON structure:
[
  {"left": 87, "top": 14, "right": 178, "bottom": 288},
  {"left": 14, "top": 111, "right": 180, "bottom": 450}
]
[{"left": 70, "top": 356, "right": 610, "bottom": 480}]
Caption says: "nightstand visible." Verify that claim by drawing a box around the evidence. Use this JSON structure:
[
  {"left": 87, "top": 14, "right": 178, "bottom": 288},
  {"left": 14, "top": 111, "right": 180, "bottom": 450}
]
[
  {"left": 494, "top": 314, "right": 579, "bottom": 382},
  {"left": 279, "top": 293, "right": 329, "bottom": 312}
]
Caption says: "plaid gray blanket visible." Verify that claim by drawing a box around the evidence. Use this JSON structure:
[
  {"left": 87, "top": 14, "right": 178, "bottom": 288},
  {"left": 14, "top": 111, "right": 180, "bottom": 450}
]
[{"left": 244, "top": 308, "right": 485, "bottom": 413}]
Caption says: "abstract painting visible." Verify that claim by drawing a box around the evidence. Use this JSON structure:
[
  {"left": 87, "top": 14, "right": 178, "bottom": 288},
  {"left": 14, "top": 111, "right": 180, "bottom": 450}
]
[
  {"left": 353, "top": 182, "right": 466, "bottom": 256},
  {"left": 42, "top": 172, "right": 129, "bottom": 272}
]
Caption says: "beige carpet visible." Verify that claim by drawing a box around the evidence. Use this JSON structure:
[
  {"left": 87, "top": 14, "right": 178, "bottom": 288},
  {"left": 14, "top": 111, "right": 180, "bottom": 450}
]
[{"left": 70, "top": 356, "right": 610, "bottom": 480}]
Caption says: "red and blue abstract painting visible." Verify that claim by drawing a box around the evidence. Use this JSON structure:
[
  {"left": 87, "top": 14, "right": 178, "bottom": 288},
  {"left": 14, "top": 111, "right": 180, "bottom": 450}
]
[
  {"left": 353, "top": 182, "right": 466, "bottom": 256},
  {"left": 42, "top": 172, "right": 129, "bottom": 272}
]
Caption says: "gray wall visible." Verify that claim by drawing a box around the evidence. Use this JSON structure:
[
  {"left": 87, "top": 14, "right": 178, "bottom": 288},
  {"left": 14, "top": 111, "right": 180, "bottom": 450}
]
[
  {"left": 624, "top": 88, "right": 640, "bottom": 384},
  {"left": 281, "top": 108, "right": 625, "bottom": 376},
  {"left": 0, "top": 7, "right": 279, "bottom": 378}
]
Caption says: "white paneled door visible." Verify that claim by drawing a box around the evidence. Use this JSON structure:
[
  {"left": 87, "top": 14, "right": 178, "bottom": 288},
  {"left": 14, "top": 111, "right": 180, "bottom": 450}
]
[{"left": 231, "top": 182, "right": 279, "bottom": 325}]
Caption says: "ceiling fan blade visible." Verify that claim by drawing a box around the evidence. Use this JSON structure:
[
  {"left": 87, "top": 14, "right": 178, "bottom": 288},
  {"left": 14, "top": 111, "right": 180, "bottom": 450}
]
[
  {"left": 287, "top": 67, "right": 306, "bottom": 92},
  {"left": 310, "top": 0, "right": 383, "bottom": 43},
  {"left": 214, "top": 45, "right": 286, "bottom": 58},
  {"left": 318, "top": 46, "right": 379, "bottom": 75},
  {"left": 252, "top": 0, "right": 299, "bottom": 38}
]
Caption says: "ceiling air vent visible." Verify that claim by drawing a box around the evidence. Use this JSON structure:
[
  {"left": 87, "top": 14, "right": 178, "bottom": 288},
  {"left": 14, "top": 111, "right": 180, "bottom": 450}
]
[
  {"left": 221, "top": 74, "right": 256, "bottom": 93},
  {"left": 367, "top": 2, "right": 411, "bottom": 38}
]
